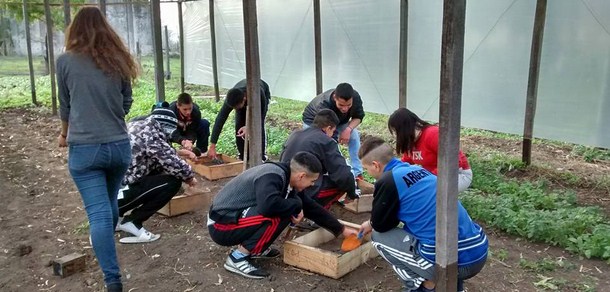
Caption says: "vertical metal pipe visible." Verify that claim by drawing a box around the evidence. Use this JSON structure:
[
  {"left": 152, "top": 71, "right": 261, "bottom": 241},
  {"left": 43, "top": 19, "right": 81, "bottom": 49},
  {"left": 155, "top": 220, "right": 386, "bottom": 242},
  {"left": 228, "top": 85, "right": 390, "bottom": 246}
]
[
  {"left": 150, "top": 0, "right": 166, "bottom": 101},
  {"left": 164, "top": 25, "right": 171, "bottom": 80},
  {"left": 100, "top": 0, "right": 106, "bottom": 16},
  {"left": 209, "top": 0, "right": 220, "bottom": 102},
  {"left": 63, "top": 0, "right": 71, "bottom": 28},
  {"left": 23, "top": 0, "right": 37, "bottom": 105},
  {"left": 398, "top": 0, "right": 408, "bottom": 108},
  {"left": 44, "top": 0, "right": 58, "bottom": 115},
  {"left": 178, "top": 0, "right": 185, "bottom": 92},
  {"left": 313, "top": 0, "right": 322, "bottom": 94},
  {"left": 522, "top": 0, "right": 547, "bottom": 165}
]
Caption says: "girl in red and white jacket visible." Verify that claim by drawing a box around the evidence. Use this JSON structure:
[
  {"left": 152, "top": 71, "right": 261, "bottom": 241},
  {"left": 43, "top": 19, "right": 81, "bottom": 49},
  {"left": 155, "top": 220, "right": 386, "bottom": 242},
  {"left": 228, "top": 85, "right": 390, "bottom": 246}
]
[{"left": 388, "top": 108, "right": 473, "bottom": 192}]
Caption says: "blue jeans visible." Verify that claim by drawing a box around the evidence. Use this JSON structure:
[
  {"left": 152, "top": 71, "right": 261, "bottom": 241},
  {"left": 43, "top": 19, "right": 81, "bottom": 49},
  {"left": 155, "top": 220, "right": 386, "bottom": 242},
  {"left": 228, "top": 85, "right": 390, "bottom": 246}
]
[
  {"left": 68, "top": 139, "right": 131, "bottom": 286},
  {"left": 303, "top": 123, "right": 363, "bottom": 177}
]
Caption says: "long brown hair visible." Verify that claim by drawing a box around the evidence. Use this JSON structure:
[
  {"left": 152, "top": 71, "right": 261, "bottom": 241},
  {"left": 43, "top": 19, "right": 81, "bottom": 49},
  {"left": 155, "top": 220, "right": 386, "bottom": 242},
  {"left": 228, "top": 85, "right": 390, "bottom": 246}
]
[
  {"left": 65, "top": 6, "right": 139, "bottom": 82},
  {"left": 388, "top": 108, "right": 431, "bottom": 155}
]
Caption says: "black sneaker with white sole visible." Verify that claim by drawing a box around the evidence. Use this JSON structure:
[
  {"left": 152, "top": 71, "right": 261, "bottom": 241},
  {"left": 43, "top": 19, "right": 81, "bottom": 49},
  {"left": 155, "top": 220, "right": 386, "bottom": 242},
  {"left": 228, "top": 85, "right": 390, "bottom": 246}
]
[
  {"left": 224, "top": 253, "right": 270, "bottom": 279},
  {"left": 251, "top": 247, "right": 280, "bottom": 259}
]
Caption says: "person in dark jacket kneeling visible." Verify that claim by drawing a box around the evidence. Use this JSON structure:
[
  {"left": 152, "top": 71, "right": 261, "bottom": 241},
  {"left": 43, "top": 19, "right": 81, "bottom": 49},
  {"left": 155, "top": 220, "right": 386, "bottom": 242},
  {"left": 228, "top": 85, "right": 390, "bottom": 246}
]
[
  {"left": 357, "top": 137, "right": 488, "bottom": 292},
  {"left": 207, "top": 152, "right": 357, "bottom": 279}
]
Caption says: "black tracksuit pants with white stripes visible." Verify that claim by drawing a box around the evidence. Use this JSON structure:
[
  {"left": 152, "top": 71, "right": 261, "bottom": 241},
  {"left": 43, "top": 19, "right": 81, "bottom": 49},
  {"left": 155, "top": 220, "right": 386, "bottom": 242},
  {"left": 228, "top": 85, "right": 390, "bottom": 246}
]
[
  {"left": 208, "top": 207, "right": 291, "bottom": 255},
  {"left": 118, "top": 174, "right": 182, "bottom": 228}
]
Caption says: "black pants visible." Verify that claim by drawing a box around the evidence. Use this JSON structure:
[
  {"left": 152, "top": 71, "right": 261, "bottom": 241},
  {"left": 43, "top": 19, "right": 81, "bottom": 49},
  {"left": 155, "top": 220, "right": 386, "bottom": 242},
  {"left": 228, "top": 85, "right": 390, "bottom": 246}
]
[
  {"left": 235, "top": 104, "right": 268, "bottom": 161},
  {"left": 118, "top": 174, "right": 182, "bottom": 228},
  {"left": 208, "top": 207, "right": 290, "bottom": 254}
]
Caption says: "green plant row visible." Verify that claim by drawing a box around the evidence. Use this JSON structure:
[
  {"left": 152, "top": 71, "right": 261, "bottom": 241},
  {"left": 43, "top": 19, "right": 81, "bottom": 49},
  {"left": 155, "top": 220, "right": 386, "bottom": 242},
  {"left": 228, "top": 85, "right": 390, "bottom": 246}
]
[{"left": 462, "top": 153, "right": 610, "bottom": 263}]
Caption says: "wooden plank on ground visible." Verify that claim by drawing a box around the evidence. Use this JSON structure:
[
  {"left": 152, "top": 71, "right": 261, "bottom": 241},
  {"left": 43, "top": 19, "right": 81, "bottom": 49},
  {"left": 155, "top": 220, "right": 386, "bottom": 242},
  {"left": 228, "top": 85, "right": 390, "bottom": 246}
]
[{"left": 52, "top": 253, "right": 86, "bottom": 278}]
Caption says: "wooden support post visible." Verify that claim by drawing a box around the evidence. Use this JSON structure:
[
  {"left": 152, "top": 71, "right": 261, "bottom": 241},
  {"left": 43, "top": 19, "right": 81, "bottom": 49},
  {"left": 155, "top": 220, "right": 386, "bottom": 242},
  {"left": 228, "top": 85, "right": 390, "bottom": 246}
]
[
  {"left": 522, "top": 0, "right": 547, "bottom": 166},
  {"left": 242, "top": 0, "right": 263, "bottom": 169},
  {"left": 313, "top": 0, "right": 323, "bottom": 94},
  {"left": 398, "top": 0, "right": 408, "bottom": 108},
  {"left": 209, "top": 0, "right": 220, "bottom": 102},
  {"left": 178, "top": 0, "right": 185, "bottom": 92},
  {"left": 23, "top": 0, "right": 37, "bottom": 105},
  {"left": 52, "top": 253, "right": 86, "bottom": 278},
  {"left": 99, "top": 0, "right": 106, "bottom": 16},
  {"left": 164, "top": 25, "right": 171, "bottom": 80},
  {"left": 43, "top": 0, "right": 57, "bottom": 115},
  {"left": 436, "top": 0, "right": 466, "bottom": 291},
  {"left": 150, "top": 0, "right": 166, "bottom": 102},
  {"left": 63, "top": 0, "right": 71, "bottom": 27}
]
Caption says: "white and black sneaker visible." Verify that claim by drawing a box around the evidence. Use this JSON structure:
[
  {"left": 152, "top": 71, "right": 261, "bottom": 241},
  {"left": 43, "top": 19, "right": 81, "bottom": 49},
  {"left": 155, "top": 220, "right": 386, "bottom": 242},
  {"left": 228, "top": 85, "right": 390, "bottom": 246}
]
[
  {"left": 224, "top": 253, "right": 270, "bottom": 279},
  {"left": 251, "top": 247, "right": 281, "bottom": 259}
]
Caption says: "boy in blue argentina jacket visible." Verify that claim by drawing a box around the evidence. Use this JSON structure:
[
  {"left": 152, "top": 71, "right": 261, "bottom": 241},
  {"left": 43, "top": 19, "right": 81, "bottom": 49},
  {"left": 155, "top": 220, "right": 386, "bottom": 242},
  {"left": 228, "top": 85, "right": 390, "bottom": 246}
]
[{"left": 357, "top": 137, "right": 487, "bottom": 292}]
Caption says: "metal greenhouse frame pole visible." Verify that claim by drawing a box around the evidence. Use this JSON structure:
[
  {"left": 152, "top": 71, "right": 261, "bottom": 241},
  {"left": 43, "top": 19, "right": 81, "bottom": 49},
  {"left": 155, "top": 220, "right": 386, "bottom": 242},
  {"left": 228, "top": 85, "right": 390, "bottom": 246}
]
[
  {"left": 436, "top": 0, "right": 466, "bottom": 291},
  {"left": 242, "top": 0, "right": 263, "bottom": 169},
  {"left": 398, "top": 0, "right": 408, "bottom": 108},
  {"left": 522, "top": 0, "right": 547, "bottom": 165},
  {"left": 178, "top": 0, "right": 185, "bottom": 92},
  {"left": 23, "top": 0, "right": 37, "bottom": 105},
  {"left": 151, "top": 0, "right": 166, "bottom": 102},
  {"left": 63, "top": 0, "right": 70, "bottom": 27},
  {"left": 313, "top": 0, "right": 322, "bottom": 94},
  {"left": 99, "top": 0, "right": 106, "bottom": 15},
  {"left": 44, "top": 0, "right": 57, "bottom": 115},
  {"left": 210, "top": 0, "right": 220, "bottom": 102}
]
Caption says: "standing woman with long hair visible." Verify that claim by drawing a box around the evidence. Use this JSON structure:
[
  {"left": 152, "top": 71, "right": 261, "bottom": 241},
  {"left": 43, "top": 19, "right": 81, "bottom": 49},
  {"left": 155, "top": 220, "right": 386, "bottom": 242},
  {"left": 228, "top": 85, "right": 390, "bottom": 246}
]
[
  {"left": 388, "top": 108, "right": 473, "bottom": 192},
  {"left": 57, "top": 7, "right": 138, "bottom": 292}
]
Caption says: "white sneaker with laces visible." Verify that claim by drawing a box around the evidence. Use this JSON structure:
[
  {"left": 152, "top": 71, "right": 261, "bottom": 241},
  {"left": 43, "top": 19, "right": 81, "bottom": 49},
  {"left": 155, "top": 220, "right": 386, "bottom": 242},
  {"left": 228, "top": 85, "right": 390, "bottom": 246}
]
[
  {"left": 116, "top": 221, "right": 142, "bottom": 237},
  {"left": 224, "top": 253, "right": 269, "bottom": 279}
]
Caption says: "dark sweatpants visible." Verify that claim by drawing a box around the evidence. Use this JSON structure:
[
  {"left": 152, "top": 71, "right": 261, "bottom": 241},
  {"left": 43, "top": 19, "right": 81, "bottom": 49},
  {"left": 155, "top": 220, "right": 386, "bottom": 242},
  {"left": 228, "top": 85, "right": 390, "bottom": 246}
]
[
  {"left": 118, "top": 174, "right": 182, "bottom": 228},
  {"left": 208, "top": 207, "right": 290, "bottom": 255},
  {"left": 234, "top": 102, "right": 267, "bottom": 161}
]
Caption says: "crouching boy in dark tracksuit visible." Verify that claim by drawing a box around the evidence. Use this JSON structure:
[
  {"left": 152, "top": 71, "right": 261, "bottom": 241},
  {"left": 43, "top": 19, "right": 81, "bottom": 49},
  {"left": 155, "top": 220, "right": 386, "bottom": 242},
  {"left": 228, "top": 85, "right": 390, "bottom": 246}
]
[
  {"left": 357, "top": 137, "right": 488, "bottom": 292},
  {"left": 207, "top": 152, "right": 357, "bottom": 279},
  {"left": 280, "top": 109, "right": 359, "bottom": 209}
]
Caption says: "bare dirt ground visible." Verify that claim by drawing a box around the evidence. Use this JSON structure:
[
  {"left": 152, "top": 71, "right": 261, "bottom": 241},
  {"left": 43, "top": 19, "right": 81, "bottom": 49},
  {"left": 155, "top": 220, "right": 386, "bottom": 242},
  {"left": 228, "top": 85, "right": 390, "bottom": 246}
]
[{"left": 0, "top": 108, "right": 608, "bottom": 292}]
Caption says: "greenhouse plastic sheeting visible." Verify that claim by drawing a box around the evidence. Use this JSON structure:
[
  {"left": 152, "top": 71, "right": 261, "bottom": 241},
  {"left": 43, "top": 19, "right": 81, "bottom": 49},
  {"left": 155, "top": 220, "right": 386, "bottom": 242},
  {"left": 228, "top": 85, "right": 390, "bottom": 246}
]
[{"left": 183, "top": 0, "right": 610, "bottom": 148}]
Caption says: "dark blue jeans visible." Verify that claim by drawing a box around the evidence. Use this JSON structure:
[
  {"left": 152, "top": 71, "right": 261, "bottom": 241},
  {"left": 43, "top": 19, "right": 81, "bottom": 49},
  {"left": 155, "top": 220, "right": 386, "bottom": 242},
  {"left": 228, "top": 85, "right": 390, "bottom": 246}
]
[{"left": 68, "top": 139, "right": 131, "bottom": 286}]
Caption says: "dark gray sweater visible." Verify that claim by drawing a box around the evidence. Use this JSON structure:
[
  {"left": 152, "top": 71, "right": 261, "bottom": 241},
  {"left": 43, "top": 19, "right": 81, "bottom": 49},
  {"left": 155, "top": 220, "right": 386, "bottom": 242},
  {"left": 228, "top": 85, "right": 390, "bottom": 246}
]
[
  {"left": 57, "top": 53, "right": 133, "bottom": 144},
  {"left": 209, "top": 162, "right": 344, "bottom": 236}
]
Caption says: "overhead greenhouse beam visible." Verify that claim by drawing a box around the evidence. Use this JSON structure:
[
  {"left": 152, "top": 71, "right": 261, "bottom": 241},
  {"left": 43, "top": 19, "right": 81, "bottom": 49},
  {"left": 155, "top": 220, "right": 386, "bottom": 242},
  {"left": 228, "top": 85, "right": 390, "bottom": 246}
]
[
  {"left": 436, "top": 0, "right": 466, "bottom": 291},
  {"left": 522, "top": 0, "right": 547, "bottom": 165}
]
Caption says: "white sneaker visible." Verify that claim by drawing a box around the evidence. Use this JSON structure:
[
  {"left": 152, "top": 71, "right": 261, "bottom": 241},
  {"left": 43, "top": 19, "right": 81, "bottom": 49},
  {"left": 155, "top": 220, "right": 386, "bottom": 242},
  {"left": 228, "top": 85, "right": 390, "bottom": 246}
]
[{"left": 116, "top": 221, "right": 142, "bottom": 237}]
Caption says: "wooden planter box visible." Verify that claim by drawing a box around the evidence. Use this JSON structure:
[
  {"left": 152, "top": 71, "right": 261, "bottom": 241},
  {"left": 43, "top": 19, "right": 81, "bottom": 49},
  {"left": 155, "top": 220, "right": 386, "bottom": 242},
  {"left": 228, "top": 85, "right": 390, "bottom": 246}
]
[
  {"left": 157, "top": 188, "right": 213, "bottom": 217},
  {"left": 342, "top": 194, "right": 374, "bottom": 213},
  {"left": 283, "top": 220, "right": 378, "bottom": 279},
  {"left": 187, "top": 154, "right": 244, "bottom": 181}
]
